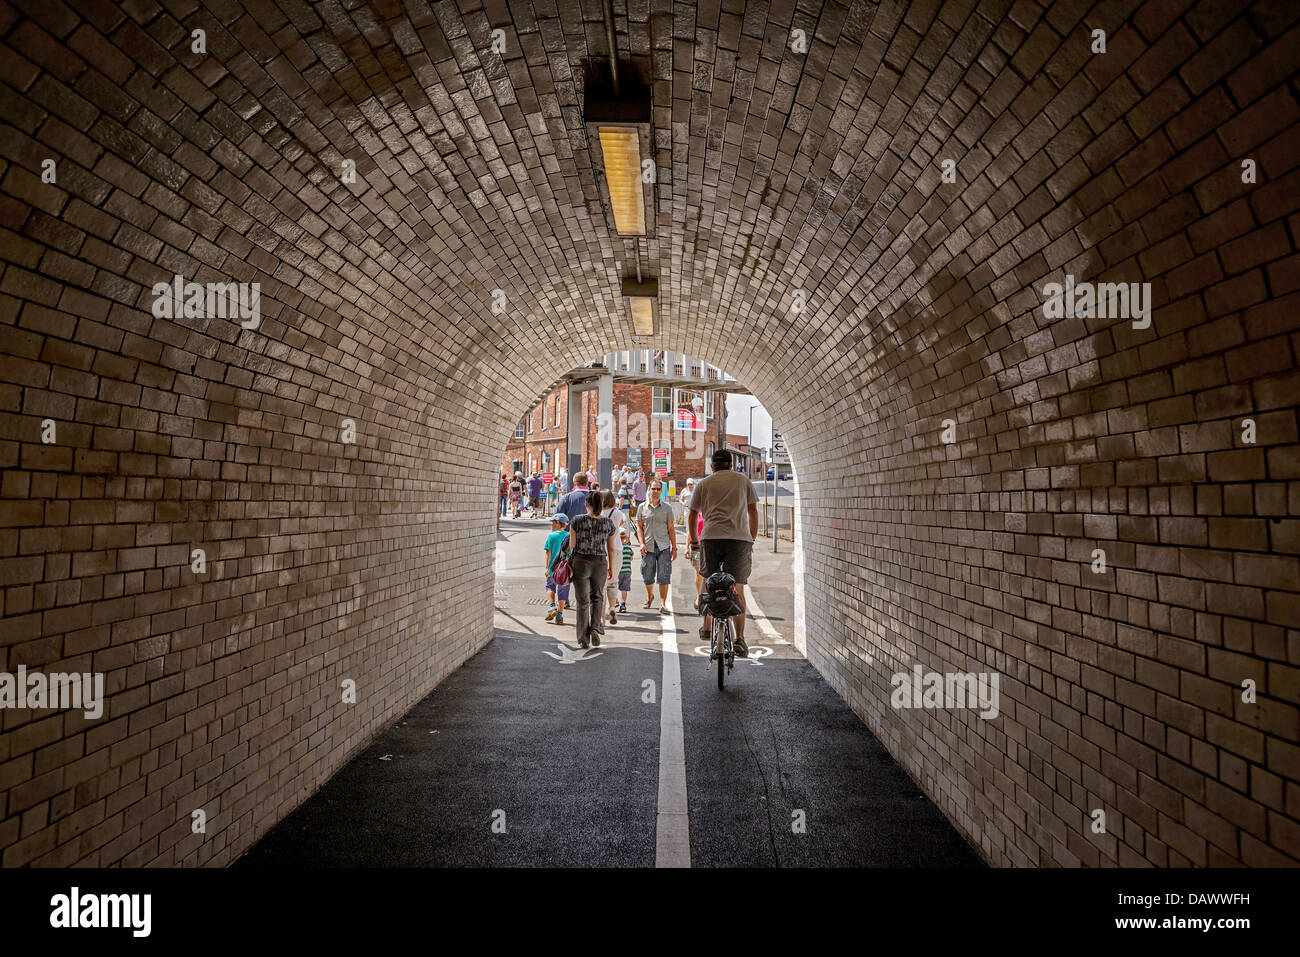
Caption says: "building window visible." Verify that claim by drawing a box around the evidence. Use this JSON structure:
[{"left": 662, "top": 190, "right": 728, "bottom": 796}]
[
  {"left": 706, "top": 441, "right": 714, "bottom": 461},
  {"left": 527, "top": 411, "right": 533, "bottom": 434},
  {"left": 515, "top": 421, "right": 525, "bottom": 439},
  {"left": 652, "top": 386, "right": 671, "bottom": 416}
]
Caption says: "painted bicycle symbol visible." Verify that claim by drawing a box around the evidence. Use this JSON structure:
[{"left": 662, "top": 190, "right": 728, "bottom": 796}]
[{"left": 692, "top": 645, "right": 772, "bottom": 665}]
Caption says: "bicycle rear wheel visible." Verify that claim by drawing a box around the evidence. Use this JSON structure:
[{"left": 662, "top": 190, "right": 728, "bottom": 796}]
[{"left": 715, "top": 621, "right": 726, "bottom": 690}]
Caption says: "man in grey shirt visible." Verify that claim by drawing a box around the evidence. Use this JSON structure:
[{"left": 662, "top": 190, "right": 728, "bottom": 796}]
[
  {"left": 688, "top": 450, "right": 759, "bottom": 656},
  {"left": 635, "top": 479, "right": 677, "bottom": 612}
]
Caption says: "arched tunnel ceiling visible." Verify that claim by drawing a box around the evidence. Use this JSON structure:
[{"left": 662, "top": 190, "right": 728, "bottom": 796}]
[
  {"left": 5, "top": 0, "right": 1286, "bottom": 457},
  {"left": 5, "top": 0, "right": 1190, "bottom": 448}
]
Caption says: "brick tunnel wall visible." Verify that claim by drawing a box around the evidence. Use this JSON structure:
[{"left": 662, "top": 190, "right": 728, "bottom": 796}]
[
  {"left": 773, "top": 3, "right": 1300, "bottom": 865},
  {"left": 0, "top": 0, "right": 1297, "bottom": 868}
]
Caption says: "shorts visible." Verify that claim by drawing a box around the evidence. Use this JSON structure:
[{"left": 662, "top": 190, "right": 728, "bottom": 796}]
[
  {"left": 701, "top": 539, "right": 753, "bottom": 584},
  {"left": 545, "top": 575, "right": 570, "bottom": 602},
  {"left": 641, "top": 545, "right": 672, "bottom": 585},
  {"left": 618, "top": 572, "right": 631, "bottom": 592},
  {"left": 528, "top": 495, "right": 540, "bottom": 508}
]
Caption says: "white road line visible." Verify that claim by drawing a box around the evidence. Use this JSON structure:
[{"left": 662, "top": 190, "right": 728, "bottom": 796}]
[
  {"left": 743, "top": 584, "right": 788, "bottom": 645},
  {"left": 655, "top": 596, "right": 691, "bottom": 868}
]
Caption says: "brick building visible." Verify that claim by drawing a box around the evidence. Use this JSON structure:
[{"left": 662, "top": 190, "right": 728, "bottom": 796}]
[
  {"left": 723, "top": 433, "right": 764, "bottom": 479},
  {"left": 503, "top": 379, "right": 729, "bottom": 487}
]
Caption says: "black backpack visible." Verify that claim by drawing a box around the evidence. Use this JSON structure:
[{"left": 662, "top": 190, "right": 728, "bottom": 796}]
[{"left": 700, "top": 572, "right": 743, "bottom": 617}]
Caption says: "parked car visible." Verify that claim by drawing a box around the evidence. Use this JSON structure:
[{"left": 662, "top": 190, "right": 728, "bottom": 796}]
[{"left": 766, "top": 467, "right": 792, "bottom": 481}]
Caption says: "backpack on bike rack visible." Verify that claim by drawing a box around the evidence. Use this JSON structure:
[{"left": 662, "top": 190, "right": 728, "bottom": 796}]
[{"left": 700, "top": 572, "right": 743, "bottom": 618}]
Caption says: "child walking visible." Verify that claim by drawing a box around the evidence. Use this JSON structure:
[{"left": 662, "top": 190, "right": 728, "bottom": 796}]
[
  {"left": 544, "top": 513, "right": 570, "bottom": 624},
  {"left": 617, "top": 529, "right": 633, "bottom": 614}
]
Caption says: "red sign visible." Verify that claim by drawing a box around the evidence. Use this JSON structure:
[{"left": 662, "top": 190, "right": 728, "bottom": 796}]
[
  {"left": 653, "top": 448, "right": 669, "bottom": 458},
  {"left": 654, "top": 466, "right": 668, "bottom": 476},
  {"left": 541, "top": 471, "right": 554, "bottom": 484}
]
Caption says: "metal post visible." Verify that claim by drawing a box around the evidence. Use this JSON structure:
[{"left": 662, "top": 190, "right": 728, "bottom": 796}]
[
  {"left": 566, "top": 385, "right": 583, "bottom": 489},
  {"left": 772, "top": 472, "right": 779, "bottom": 552},
  {"left": 764, "top": 466, "right": 770, "bottom": 538},
  {"left": 602, "top": 0, "right": 620, "bottom": 96},
  {"left": 597, "top": 372, "right": 613, "bottom": 491}
]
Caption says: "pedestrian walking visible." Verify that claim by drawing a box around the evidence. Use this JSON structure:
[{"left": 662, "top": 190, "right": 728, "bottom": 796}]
[
  {"left": 689, "top": 499, "right": 705, "bottom": 607},
  {"left": 600, "top": 490, "right": 628, "bottom": 624},
  {"left": 554, "top": 470, "right": 591, "bottom": 523},
  {"left": 527, "top": 471, "right": 543, "bottom": 517},
  {"left": 565, "top": 491, "right": 616, "bottom": 649},
  {"left": 632, "top": 471, "right": 647, "bottom": 517},
  {"left": 544, "top": 513, "right": 570, "bottom": 625},
  {"left": 635, "top": 479, "right": 677, "bottom": 612},
  {"left": 508, "top": 472, "right": 524, "bottom": 518},
  {"left": 616, "top": 530, "right": 633, "bottom": 614},
  {"left": 678, "top": 476, "right": 696, "bottom": 526}
]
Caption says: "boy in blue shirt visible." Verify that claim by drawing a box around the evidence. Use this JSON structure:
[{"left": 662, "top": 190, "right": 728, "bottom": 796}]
[{"left": 544, "top": 513, "right": 570, "bottom": 624}]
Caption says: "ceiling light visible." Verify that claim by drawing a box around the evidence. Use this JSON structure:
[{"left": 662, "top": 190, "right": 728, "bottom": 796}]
[
  {"left": 621, "top": 278, "right": 657, "bottom": 336},
  {"left": 585, "top": 87, "right": 653, "bottom": 238},
  {"left": 598, "top": 127, "right": 644, "bottom": 235},
  {"left": 628, "top": 296, "right": 654, "bottom": 335}
]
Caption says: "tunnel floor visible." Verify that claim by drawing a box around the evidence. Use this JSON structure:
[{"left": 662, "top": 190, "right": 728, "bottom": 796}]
[{"left": 238, "top": 519, "right": 982, "bottom": 867}]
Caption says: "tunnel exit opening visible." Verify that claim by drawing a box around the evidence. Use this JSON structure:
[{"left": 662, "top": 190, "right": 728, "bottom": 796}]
[{"left": 490, "top": 350, "right": 805, "bottom": 659}]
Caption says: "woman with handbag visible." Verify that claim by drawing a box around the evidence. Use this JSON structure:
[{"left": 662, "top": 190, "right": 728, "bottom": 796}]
[{"left": 565, "top": 491, "right": 616, "bottom": 649}]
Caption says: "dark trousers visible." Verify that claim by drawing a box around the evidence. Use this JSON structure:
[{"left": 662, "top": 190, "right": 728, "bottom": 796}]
[{"left": 571, "top": 555, "right": 608, "bottom": 646}]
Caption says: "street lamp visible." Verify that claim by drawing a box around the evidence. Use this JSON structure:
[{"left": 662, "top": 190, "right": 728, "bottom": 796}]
[{"left": 748, "top": 403, "right": 756, "bottom": 477}]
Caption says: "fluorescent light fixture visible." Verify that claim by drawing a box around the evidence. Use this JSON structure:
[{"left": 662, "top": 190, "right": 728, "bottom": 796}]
[
  {"left": 585, "top": 87, "right": 653, "bottom": 238},
  {"left": 598, "top": 127, "right": 644, "bottom": 235},
  {"left": 628, "top": 296, "right": 654, "bottom": 334},
  {"left": 621, "top": 277, "right": 658, "bottom": 336}
]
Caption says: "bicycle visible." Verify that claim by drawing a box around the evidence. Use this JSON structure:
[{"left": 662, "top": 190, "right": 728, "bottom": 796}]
[{"left": 699, "top": 571, "right": 744, "bottom": 689}]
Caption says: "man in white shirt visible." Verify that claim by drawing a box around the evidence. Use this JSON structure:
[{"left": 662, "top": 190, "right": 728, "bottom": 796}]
[
  {"left": 687, "top": 449, "right": 759, "bottom": 656},
  {"left": 678, "top": 476, "right": 696, "bottom": 525}
]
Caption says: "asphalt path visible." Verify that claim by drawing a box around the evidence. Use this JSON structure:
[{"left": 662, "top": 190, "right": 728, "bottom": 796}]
[{"left": 239, "top": 516, "right": 981, "bottom": 868}]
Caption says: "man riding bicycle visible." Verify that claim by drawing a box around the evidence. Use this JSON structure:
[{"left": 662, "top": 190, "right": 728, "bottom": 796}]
[{"left": 687, "top": 449, "right": 760, "bottom": 657}]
